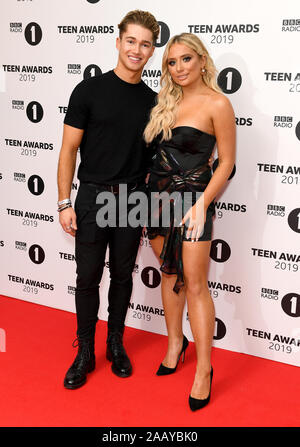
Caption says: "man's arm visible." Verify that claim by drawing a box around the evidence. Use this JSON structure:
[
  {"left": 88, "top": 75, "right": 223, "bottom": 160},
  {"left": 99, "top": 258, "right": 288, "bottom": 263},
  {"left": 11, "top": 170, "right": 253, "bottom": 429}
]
[{"left": 57, "top": 124, "right": 84, "bottom": 237}]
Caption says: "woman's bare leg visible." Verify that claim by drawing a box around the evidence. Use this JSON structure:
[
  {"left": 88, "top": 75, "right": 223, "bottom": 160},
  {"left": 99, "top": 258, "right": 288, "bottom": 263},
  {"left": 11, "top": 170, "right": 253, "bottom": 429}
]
[
  {"left": 182, "top": 240, "right": 215, "bottom": 398},
  {"left": 150, "top": 236, "right": 186, "bottom": 367}
]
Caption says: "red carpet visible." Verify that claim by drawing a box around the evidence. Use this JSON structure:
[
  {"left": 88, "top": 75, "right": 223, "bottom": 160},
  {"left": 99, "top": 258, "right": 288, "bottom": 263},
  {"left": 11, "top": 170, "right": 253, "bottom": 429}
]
[{"left": 0, "top": 294, "right": 299, "bottom": 427}]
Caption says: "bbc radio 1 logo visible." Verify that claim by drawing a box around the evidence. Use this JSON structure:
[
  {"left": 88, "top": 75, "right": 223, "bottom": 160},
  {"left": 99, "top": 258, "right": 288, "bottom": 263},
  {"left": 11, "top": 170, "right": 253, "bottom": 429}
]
[
  {"left": 68, "top": 64, "right": 81, "bottom": 75},
  {"left": 218, "top": 68, "right": 242, "bottom": 94},
  {"left": 273, "top": 117, "right": 300, "bottom": 141},
  {"left": 28, "top": 244, "right": 45, "bottom": 264},
  {"left": 84, "top": 65, "right": 102, "bottom": 79},
  {"left": 67, "top": 285, "right": 76, "bottom": 296},
  {"left": 10, "top": 22, "right": 22, "bottom": 33},
  {"left": 296, "top": 122, "right": 300, "bottom": 141},
  {"left": 288, "top": 208, "right": 300, "bottom": 233},
  {"left": 11, "top": 99, "right": 44, "bottom": 123},
  {"left": 13, "top": 173, "right": 44, "bottom": 195},
  {"left": 67, "top": 64, "right": 102, "bottom": 79},
  {"left": 28, "top": 175, "right": 45, "bottom": 195},
  {"left": 27, "top": 101, "right": 43, "bottom": 122},
  {"left": 25, "top": 23, "right": 42, "bottom": 45},
  {"left": 281, "top": 293, "right": 300, "bottom": 317},
  {"left": 282, "top": 19, "right": 300, "bottom": 32},
  {"left": 15, "top": 241, "right": 27, "bottom": 252},
  {"left": 267, "top": 204, "right": 285, "bottom": 217},
  {"left": 16, "top": 241, "right": 46, "bottom": 264},
  {"left": 261, "top": 287, "right": 279, "bottom": 300},
  {"left": 12, "top": 100, "right": 24, "bottom": 110},
  {"left": 10, "top": 22, "right": 42, "bottom": 45},
  {"left": 186, "top": 314, "right": 227, "bottom": 340},
  {"left": 155, "top": 22, "right": 170, "bottom": 48},
  {"left": 274, "top": 116, "right": 293, "bottom": 128},
  {"left": 266, "top": 205, "right": 300, "bottom": 232},
  {"left": 261, "top": 288, "right": 300, "bottom": 317},
  {"left": 141, "top": 266, "right": 161, "bottom": 288},
  {"left": 14, "top": 172, "right": 26, "bottom": 183},
  {"left": 210, "top": 239, "right": 231, "bottom": 263},
  {"left": 213, "top": 318, "right": 226, "bottom": 340}
]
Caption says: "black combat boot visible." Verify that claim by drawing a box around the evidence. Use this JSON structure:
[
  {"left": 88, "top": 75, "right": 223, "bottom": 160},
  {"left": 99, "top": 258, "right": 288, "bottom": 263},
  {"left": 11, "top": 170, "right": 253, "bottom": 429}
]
[
  {"left": 64, "top": 337, "right": 95, "bottom": 389},
  {"left": 106, "top": 328, "right": 132, "bottom": 378}
]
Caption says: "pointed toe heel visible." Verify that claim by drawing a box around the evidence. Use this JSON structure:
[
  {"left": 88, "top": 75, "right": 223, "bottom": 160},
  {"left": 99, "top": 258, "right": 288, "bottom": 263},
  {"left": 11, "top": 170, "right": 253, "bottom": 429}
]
[
  {"left": 189, "top": 367, "right": 213, "bottom": 411},
  {"left": 156, "top": 335, "right": 189, "bottom": 376}
]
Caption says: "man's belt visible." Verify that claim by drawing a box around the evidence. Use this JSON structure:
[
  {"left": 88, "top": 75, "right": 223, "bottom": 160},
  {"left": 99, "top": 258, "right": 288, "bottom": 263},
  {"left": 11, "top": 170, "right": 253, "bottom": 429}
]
[{"left": 84, "top": 181, "right": 142, "bottom": 194}]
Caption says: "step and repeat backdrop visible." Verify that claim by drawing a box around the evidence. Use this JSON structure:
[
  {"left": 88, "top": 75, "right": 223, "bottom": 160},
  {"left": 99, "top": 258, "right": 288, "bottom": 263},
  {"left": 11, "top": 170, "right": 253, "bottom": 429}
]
[{"left": 0, "top": 0, "right": 299, "bottom": 366}]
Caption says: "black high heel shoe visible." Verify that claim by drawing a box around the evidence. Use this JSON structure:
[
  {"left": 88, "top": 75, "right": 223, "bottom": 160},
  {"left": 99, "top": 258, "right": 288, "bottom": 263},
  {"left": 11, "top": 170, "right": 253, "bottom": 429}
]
[
  {"left": 189, "top": 367, "right": 213, "bottom": 411},
  {"left": 156, "top": 335, "right": 189, "bottom": 376}
]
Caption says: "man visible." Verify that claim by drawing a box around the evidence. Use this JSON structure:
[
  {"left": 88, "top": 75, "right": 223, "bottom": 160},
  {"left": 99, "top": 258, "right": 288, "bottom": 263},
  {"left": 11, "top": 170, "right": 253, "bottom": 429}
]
[{"left": 57, "top": 10, "right": 159, "bottom": 389}]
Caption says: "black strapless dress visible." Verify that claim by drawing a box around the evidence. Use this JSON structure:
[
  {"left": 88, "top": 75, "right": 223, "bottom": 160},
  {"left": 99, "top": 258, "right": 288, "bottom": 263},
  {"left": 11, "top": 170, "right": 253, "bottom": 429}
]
[{"left": 147, "top": 126, "right": 216, "bottom": 293}]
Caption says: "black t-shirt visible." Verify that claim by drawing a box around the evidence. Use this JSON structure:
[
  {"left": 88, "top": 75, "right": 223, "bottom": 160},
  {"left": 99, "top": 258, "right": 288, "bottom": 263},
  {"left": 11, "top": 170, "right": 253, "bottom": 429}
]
[{"left": 64, "top": 70, "right": 156, "bottom": 184}]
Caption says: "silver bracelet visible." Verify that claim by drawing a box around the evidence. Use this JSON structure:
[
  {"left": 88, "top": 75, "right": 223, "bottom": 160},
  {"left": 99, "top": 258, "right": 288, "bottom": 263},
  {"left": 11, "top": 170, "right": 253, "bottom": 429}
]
[
  {"left": 57, "top": 204, "right": 72, "bottom": 212},
  {"left": 57, "top": 198, "right": 71, "bottom": 206}
]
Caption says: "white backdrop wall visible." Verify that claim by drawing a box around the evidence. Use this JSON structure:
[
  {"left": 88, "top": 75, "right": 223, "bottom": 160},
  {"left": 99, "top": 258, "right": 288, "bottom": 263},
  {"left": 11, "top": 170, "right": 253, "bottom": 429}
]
[{"left": 1, "top": 0, "right": 299, "bottom": 366}]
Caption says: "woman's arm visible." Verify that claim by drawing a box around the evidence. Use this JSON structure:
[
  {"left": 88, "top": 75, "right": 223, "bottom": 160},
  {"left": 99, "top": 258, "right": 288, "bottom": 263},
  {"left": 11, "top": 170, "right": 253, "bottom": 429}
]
[
  {"left": 182, "top": 94, "right": 236, "bottom": 240},
  {"left": 203, "top": 94, "right": 236, "bottom": 209}
]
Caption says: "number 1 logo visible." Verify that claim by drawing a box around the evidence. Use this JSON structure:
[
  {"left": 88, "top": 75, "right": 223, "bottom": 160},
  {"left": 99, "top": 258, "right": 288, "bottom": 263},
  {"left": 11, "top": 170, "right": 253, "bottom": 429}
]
[
  {"left": 210, "top": 239, "right": 231, "bottom": 263},
  {"left": 24, "top": 22, "right": 42, "bottom": 46},
  {"left": 83, "top": 65, "right": 102, "bottom": 80},
  {"left": 281, "top": 293, "right": 300, "bottom": 317},
  {"left": 28, "top": 244, "right": 45, "bottom": 265},
  {"left": 141, "top": 266, "right": 161, "bottom": 288},
  {"left": 27, "top": 175, "right": 45, "bottom": 196},
  {"left": 26, "top": 101, "right": 43, "bottom": 123},
  {"left": 155, "top": 22, "right": 170, "bottom": 48},
  {"left": 217, "top": 67, "right": 242, "bottom": 94}
]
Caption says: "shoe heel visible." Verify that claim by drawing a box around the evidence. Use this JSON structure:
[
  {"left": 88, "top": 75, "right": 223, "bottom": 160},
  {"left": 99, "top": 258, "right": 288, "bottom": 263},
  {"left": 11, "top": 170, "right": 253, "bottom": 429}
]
[{"left": 181, "top": 335, "right": 189, "bottom": 363}]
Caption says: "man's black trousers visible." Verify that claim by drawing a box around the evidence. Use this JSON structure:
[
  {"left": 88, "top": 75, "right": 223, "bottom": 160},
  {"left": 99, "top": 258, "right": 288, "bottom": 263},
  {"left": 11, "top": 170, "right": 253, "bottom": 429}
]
[{"left": 74, "top": 182, "right": 144, "bottom": 340}]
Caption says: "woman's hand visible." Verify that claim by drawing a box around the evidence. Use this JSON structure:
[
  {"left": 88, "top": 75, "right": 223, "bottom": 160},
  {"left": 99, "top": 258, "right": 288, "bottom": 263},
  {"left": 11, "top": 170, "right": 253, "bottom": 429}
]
[{"left": 180, "top": 194, "right": 206, "bottom": 241}]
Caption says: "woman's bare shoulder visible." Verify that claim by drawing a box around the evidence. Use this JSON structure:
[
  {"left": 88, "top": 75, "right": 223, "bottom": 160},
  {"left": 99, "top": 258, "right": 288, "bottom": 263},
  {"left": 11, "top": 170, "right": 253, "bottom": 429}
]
[
  {"left": 206, "top": 91, "right": 234, "bottom": 118},
  {"left": 208, "top": 90, "right": 231, "bottom": 105}
]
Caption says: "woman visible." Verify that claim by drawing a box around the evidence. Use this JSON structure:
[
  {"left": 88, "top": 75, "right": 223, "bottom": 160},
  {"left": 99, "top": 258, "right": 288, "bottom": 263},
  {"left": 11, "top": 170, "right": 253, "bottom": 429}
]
[{"left": 144, "top": 33, "right": 235, "bottom": 410}]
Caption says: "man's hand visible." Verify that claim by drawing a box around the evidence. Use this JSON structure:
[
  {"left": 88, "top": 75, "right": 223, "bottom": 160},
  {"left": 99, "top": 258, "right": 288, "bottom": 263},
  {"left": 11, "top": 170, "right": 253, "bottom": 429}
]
[{"left": 59, "top": 207, "right": 77, "bottom": 237}]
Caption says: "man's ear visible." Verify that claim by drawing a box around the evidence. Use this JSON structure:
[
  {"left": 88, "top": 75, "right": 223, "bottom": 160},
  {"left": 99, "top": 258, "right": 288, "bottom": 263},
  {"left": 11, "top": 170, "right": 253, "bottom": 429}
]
[{"left": 116, "top": 36, "right": 120, "bottom": 50}]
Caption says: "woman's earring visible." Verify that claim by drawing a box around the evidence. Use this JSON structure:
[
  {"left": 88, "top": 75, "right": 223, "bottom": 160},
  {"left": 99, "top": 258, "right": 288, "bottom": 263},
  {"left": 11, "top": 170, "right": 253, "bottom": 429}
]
[{"left": 201, "top": 67, "right": 206, "bottom": 73}]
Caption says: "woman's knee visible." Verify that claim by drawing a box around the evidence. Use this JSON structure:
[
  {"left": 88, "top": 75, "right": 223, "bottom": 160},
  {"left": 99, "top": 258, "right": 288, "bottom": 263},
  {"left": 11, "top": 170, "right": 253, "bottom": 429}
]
[{"left": 185, "top": 278, "right": 208, "bottom": 298}]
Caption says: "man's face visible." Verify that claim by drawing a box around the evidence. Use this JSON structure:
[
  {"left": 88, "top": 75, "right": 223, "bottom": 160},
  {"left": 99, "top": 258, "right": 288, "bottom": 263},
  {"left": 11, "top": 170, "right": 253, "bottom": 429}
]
[{"left": 116, "top": 23, "right": 155, "bottom": 73}]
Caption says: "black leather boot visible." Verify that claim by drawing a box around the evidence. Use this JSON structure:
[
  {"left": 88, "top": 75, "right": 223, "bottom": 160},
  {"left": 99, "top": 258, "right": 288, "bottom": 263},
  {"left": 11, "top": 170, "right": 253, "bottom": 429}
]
[
  {"left": 64, "top": 338, "right": 95, "bottom": 389},
  {"left": 106, "top": 329, "right": 132, "bottom": 378}
]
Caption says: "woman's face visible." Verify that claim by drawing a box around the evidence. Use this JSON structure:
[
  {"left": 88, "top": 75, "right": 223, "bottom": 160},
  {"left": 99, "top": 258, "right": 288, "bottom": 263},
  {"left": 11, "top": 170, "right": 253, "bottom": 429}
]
[{"left": 167, "top": 43, "right": 205, "bottom": 87}]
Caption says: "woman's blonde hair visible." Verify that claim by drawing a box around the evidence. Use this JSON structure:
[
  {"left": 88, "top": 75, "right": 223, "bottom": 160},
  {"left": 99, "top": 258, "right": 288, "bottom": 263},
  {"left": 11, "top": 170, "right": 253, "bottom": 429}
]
[{"left": 144, "top": 33, "right": 221, "bottom": 143}]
